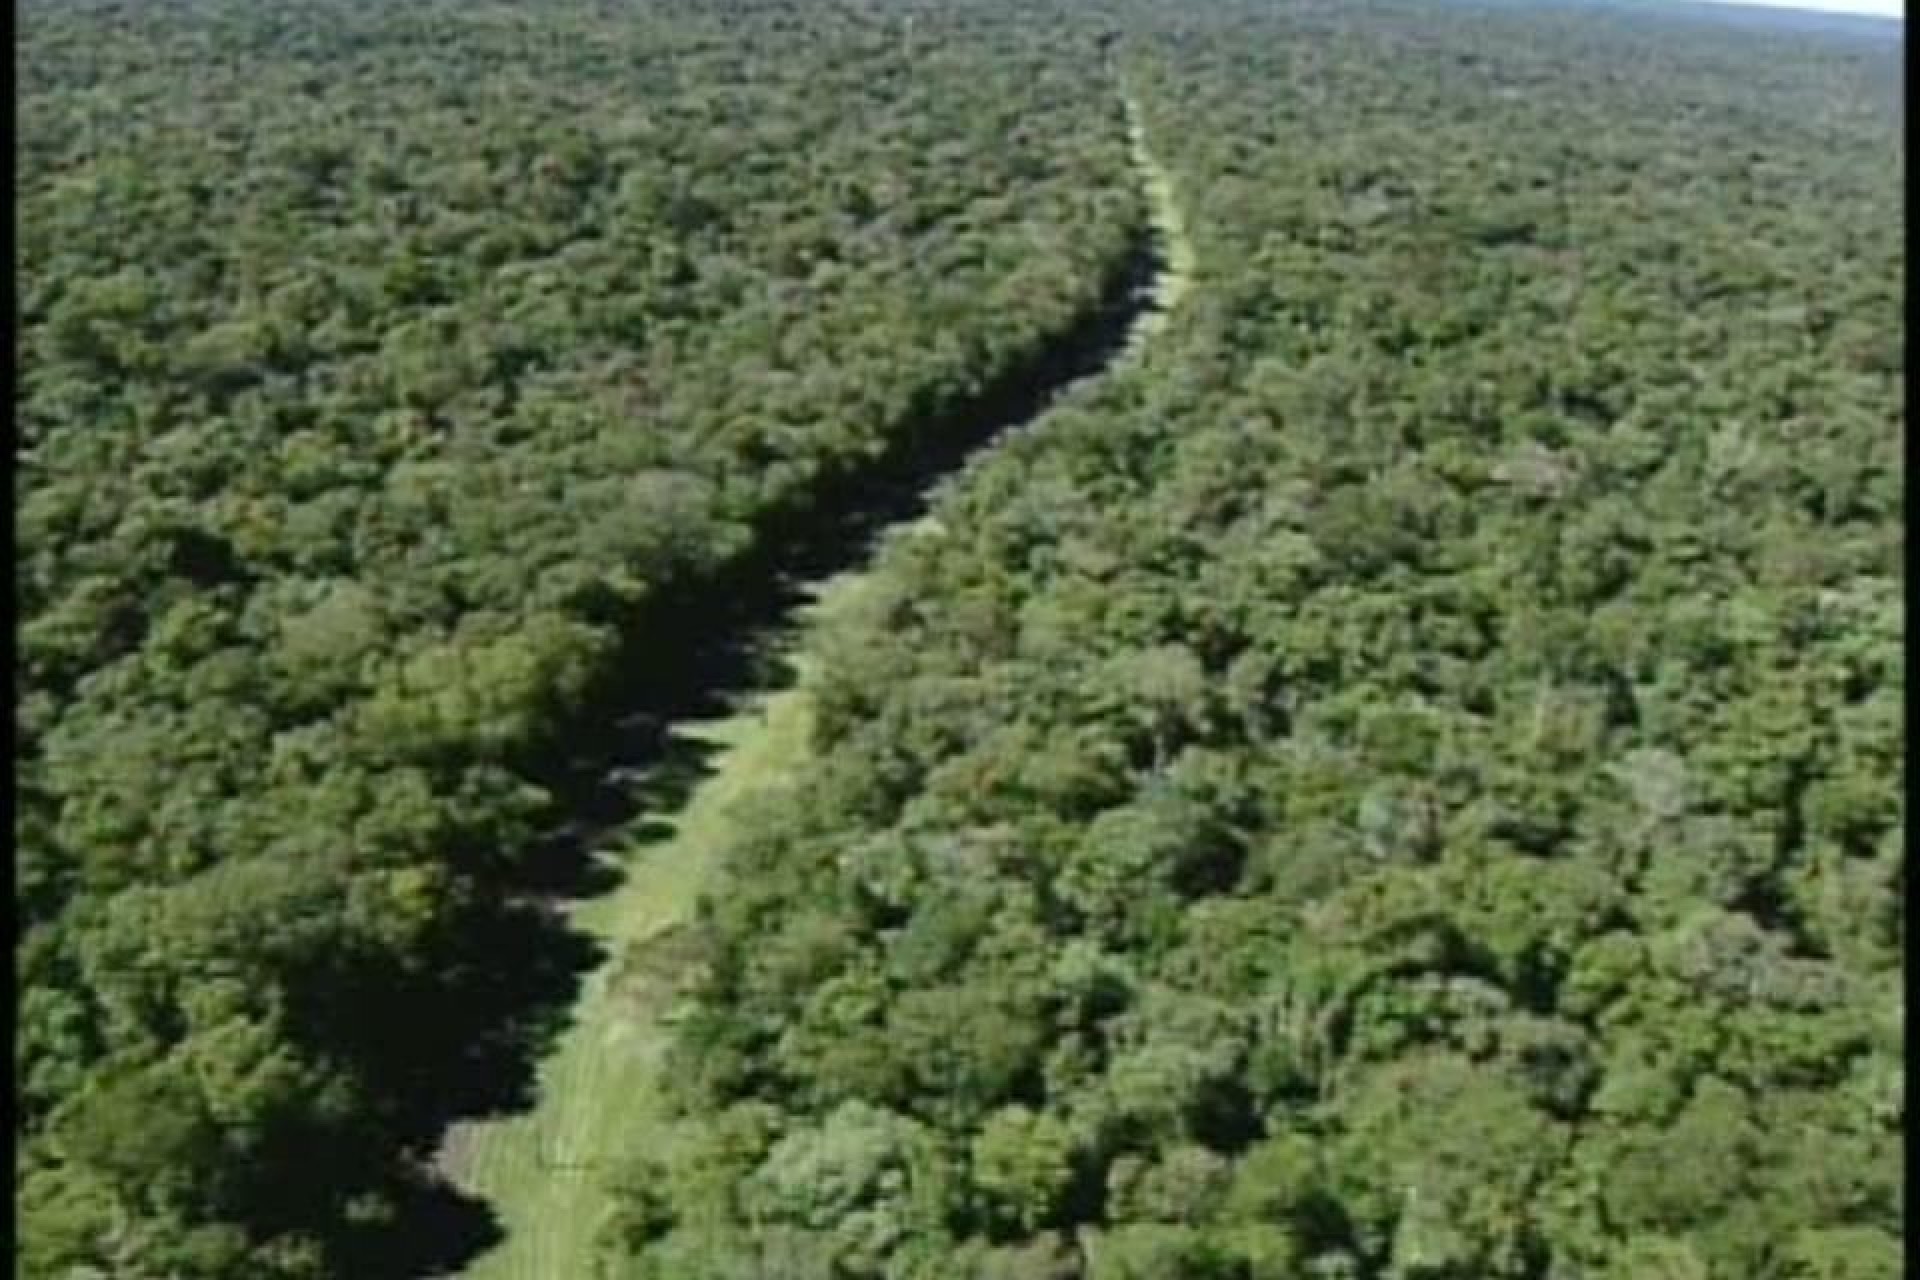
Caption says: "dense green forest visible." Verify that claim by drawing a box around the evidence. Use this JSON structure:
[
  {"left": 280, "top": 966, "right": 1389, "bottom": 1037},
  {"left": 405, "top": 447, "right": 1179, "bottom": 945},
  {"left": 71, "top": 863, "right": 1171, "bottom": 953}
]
[
  {"left": 15, "top": 0, "right": 1903, "bottom": 1277},
  {"left": 597, "top": 3, "right": 1905, "bottom": 1279},
  {"left": 16, "top": 1, "right": 1144, "bottom": 1273}
]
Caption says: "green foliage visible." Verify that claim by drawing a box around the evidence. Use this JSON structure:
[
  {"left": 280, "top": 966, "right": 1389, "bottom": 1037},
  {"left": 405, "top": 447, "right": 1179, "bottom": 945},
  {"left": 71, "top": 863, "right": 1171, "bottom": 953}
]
[
  {"left": 16, "top": 0, "right": 1144, "bottom": 1268},
  {"left": 606, "top": 1, "right": 1902, "bottom": 1277},
  {"left": 19, "top": 0, "right": 1902, "bottom": 1275},
  {"left": 971, "top": 1107, "right": 1080, "bottom": 1233}
]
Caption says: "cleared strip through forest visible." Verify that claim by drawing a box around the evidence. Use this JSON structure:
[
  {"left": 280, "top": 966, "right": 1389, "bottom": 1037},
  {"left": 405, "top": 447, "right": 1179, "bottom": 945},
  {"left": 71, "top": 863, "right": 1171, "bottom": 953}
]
[{"left": 432, "top": 81, "right": 1192, "bottom": 1280}]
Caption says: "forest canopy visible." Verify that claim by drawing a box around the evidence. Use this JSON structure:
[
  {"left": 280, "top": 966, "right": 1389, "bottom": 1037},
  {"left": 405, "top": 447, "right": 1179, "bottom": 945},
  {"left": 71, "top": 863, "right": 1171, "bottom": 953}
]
[
  {"left": 596, "top": 3, "right": 1905, "bottom": 1279},
  {"left": 16, "top": 1, "right": 1143, "bottom": 1272},
  {"left": 13, "top": 0, "right": 1903, "bottom": 1278}
]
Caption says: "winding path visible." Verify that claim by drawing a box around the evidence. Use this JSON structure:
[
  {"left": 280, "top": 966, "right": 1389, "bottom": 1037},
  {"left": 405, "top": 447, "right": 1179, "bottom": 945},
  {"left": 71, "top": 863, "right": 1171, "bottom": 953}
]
[{"left": 434, "top": 82, "right": 1191, "bottom": 1280}]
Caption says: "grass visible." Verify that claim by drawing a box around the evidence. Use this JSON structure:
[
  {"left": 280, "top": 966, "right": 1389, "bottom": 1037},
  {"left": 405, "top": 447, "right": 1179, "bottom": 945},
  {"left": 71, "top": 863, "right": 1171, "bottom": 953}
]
[
  {"left": 1123, "top": 84, "right": 1196, "bottom": 353},
  {"left": 436, "top": 565, "right": 876, "bottom": 1280}
]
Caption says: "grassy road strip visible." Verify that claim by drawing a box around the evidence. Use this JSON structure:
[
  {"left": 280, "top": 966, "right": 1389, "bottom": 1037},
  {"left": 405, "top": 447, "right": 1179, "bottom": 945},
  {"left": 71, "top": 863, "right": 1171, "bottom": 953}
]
[
  {"left": 1122, "top": 81, "right": 1194, "bottom": 352},
  {"left": 436, "top": 566, "right": 872, "bottom": 1279},
  {"left": 436, "top": 84, "right": 1189, "bottom": 1280}
]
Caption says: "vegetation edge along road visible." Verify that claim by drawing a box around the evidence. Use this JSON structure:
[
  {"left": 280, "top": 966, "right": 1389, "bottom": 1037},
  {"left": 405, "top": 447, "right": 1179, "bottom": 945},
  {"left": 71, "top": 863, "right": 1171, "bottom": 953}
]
[{"left": 432, "top": 82, "right": 1195, "bottom": 1280}]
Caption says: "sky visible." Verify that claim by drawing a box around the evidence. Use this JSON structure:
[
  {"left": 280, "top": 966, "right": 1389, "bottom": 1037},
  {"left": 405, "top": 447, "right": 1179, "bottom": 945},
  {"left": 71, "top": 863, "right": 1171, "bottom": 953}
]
[{"left": 1686, "top": 0, "right": 1903, "bottom": 17}]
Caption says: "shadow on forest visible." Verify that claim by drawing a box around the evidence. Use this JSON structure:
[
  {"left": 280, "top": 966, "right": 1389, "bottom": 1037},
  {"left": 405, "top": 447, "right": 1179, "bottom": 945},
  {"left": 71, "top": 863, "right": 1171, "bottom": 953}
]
[
  {"left": 288, "top": 896, "right": 605, "bottom": 1278},
  {"left": 335, "top": 1177, "right": 505, "bottom": 1280},
  {"left": 355, "top": 204, "right": 1168, "bottom": 1276}
]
